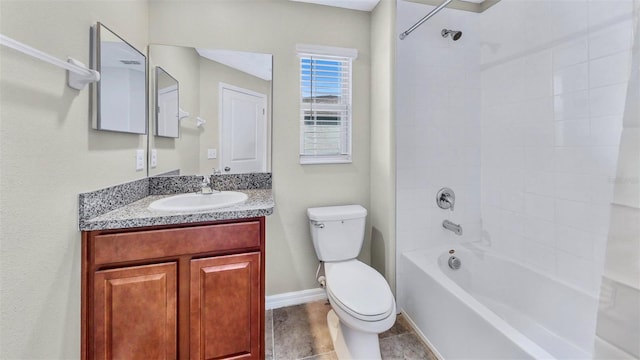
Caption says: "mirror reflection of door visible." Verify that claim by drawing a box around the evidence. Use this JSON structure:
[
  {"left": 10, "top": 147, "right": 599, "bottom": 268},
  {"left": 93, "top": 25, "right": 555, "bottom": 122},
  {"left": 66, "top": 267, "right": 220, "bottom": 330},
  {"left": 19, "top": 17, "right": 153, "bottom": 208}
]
[
  {"left": 146, "top": 44, "right": 273, "bottom": 177},
  {"left": 220, "top": 83, "right": 267, "bottom": 174},
  {"left": 157, "top": 86, "right": 178, "bottom": 137},
  {"left": 155, "top": 67, "right": 180, "bottom": 138}
]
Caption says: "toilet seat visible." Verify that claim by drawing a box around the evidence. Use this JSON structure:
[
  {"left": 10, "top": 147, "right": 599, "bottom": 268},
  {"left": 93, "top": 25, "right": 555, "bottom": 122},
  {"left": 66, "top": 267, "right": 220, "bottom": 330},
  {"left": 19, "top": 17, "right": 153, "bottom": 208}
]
[{"left": 324, "top": 260, "right": 395, "bottom": 322}]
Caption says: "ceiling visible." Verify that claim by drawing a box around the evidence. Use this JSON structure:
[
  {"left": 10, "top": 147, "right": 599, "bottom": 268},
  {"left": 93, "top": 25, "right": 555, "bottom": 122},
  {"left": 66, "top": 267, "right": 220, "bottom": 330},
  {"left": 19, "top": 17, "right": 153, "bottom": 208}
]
[
  {"left": 196, "top": 48, "right": 272, "bottom": 81},
  {"left": 405, "top": 0, "right": 498, "bottom": 13},
  {"left": 289, "top": 0, "right": 381, "bottom": 12},
  {"left": 289, "top": 0, "right": 494, "bottom": 13}
]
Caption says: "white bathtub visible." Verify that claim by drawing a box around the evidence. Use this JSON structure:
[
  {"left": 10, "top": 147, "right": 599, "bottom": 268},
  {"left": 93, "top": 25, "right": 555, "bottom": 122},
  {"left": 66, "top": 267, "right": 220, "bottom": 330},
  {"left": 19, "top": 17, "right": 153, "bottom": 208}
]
[{"left": 399, "top": 245, "right": 599, "bottom": 359}]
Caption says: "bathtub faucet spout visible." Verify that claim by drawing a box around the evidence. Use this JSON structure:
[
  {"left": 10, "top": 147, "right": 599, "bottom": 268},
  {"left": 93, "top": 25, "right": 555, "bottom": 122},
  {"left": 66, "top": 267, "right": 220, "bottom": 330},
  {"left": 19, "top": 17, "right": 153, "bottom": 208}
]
[{"left": 443, "top": 220, "right": 463, "bottom": 236}]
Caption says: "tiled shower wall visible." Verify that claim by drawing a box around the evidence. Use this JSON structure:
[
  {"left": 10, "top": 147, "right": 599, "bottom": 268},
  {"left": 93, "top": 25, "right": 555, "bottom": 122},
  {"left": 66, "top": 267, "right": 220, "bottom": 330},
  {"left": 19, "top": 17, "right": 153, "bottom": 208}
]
[
  {"left": 396, "top": 0, "right": 634, "bottom": 296},
  {"left": 479, "top": 0, "right": 633, "bottom": 295},
  {"left": 395, "top": 0, "right": 482, "bottom": 261}
]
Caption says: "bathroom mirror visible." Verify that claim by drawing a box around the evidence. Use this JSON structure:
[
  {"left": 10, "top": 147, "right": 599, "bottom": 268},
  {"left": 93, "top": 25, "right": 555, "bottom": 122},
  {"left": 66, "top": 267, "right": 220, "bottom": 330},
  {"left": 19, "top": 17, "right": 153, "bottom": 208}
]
[
  {"left": 154, "top": 67, "right": 179, "bottom": 138},
  {"left": 147, "top": 44, "right": 272, "bottom": 177},
  {"left": 92, "top": 22, "right": 147, "bottom": 134}
]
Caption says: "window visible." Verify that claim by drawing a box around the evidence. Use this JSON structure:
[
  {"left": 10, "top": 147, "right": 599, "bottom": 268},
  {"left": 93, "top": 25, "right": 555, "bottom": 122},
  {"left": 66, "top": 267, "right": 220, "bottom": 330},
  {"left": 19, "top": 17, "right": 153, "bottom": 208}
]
[{"left": 297, "top": 44, "right": 357, "bottom": 164}]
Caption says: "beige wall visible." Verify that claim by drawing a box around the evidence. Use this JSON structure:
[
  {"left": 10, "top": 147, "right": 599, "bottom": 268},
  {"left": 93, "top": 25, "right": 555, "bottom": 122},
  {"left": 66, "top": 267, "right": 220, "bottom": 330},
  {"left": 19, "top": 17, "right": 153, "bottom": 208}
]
[
  {"left": 1, "top": 1, "right": 389, "bottom": 357},
  {"left": 149, "top": 0, "right": 372, "bottom": 295},
  {"left": 370, "top": 0, "right": 397, "bottom": 293},
  {"left": 0, "top": 1, "right": 149, "bottom": 358},
  {"left": 149, "top": 45, "right": 201, "bottom": 176}
]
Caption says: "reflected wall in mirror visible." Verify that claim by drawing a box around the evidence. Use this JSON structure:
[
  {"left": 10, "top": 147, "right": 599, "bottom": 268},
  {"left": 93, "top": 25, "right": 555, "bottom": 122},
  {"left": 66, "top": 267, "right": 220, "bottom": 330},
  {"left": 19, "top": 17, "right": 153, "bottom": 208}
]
[
  {"left": 155, "top": 67, "right": 179, "bottom": 138},
  {"left": 148, "top": 44, "right": 272, "bottom": 177},
  {"left": 92, "top": 22, "right": 147, "bottom": 134}
]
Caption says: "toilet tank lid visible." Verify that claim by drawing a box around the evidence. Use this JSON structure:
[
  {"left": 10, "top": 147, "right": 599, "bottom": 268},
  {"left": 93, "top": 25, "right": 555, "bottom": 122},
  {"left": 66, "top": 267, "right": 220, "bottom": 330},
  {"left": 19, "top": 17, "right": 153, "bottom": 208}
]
[{"left": 307, "top": 205, "right": 367, "bottom": 221}]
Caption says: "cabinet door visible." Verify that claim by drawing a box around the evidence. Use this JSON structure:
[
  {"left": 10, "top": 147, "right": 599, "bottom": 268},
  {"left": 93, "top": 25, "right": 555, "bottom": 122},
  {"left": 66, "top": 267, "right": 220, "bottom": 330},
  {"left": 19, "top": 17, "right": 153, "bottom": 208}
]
[
  {"left": 190, "top": 253, "right": 260, "bottom": 360},
  {"left": 93, "top": 262, "right": 177, "bottom": 360}
]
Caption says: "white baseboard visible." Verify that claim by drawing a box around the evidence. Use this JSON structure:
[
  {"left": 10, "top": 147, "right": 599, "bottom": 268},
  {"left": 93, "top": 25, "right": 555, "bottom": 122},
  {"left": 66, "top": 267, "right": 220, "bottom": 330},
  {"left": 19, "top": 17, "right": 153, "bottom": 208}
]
[{"left": 265, "top": 288, "right": 327, "bottom": 310}]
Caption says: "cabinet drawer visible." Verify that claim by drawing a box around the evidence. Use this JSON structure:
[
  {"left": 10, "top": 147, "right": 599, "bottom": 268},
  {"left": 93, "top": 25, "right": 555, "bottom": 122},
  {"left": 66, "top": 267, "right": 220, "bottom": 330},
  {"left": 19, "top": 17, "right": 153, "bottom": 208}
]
[{"left": 93, "top": 221, "right": 261, "bottom": 265}]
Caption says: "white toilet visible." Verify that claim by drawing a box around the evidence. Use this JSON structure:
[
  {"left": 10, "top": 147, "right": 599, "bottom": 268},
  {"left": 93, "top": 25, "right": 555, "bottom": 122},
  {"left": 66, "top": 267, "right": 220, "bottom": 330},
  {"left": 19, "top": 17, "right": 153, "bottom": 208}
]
[{"left": 307, "top": 205, "right": 396, "bottom": 360}]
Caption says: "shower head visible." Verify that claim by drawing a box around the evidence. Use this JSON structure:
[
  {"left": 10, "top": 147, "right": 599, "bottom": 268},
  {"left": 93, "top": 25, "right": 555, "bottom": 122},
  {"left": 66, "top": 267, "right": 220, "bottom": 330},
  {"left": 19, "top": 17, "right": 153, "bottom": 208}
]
[{"left": 442, "top": 29, "right": 463, "bottom": 41}]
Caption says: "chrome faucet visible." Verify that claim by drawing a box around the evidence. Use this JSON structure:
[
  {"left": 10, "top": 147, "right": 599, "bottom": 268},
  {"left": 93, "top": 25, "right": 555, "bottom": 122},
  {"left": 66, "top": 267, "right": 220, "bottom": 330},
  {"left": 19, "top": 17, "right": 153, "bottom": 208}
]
[
  {"left": 200, "top": 175, "right": 214, "bottom": 195},
  {"left": 437, "top": 188, "right": 455, "bottom": 211},
  {"left": 443, "top": 220, "right": 463, "bottom": 236}
]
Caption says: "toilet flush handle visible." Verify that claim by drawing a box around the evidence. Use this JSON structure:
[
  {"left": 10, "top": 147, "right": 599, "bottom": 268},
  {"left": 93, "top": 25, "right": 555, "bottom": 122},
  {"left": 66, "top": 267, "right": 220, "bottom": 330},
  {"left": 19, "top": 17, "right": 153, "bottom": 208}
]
[{"left": 312, "top": 221, "right": 325, "bottom": 229}]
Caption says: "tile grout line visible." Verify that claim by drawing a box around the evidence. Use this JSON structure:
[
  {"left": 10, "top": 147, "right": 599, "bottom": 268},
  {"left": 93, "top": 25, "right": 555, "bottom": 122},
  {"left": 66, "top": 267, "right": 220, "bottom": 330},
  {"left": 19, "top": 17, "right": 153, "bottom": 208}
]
[
  {"left": 298, "top": 350, "right": 335, "bottom": 360},
  {"left": 271, "top": 310, "right": 276, "bottom": 360},
  {"left": 269, "top": 303, "right": 432, "bottom": 360}
]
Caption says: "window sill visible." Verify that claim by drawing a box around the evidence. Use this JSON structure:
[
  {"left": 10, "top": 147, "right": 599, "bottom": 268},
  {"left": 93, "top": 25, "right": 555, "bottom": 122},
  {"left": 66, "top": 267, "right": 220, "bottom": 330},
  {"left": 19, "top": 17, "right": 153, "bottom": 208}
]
[{"left": 299, "top": 155, "right": 352, "bottom": 165}]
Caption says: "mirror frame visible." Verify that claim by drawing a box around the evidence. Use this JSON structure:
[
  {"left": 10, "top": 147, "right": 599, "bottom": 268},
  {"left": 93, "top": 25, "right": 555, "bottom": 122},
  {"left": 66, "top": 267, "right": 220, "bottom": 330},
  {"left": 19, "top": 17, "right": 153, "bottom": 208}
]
[
  {"left": 154, "top": 66, "right": 180, "bottom": 138},
  {"left": 93, "top": 22, "right": 148, "bottom": 135}
]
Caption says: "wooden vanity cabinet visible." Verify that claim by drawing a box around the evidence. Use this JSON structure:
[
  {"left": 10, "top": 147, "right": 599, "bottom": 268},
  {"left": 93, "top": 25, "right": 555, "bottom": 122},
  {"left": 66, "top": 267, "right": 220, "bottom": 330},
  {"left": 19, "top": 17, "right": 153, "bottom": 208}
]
[{"left": 82, "top": 217, "right": 265, "bottom": 360}]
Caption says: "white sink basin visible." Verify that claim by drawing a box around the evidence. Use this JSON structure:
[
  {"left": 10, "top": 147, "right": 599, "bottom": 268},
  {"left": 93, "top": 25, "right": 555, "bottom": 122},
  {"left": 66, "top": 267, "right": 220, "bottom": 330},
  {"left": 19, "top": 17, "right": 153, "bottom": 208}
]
[{"left": 148, "top": 192, "right": 248, "bottom": 212}]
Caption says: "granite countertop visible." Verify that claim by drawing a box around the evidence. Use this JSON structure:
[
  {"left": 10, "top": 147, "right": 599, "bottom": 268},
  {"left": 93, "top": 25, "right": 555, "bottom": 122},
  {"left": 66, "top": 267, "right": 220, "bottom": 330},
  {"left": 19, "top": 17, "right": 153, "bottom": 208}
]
[
  {"left": 78, "top": 174, "right": 274, "bottom": 231},
  {"left": 80, "top": 189, "right": 274, "bottom": 231}
]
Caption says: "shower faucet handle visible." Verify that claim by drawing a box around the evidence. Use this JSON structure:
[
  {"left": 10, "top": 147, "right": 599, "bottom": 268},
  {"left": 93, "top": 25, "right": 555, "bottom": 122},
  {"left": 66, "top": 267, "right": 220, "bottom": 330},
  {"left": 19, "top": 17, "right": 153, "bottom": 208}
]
[{"left": 437, "top": 187, "right": 456, "bottom": 211}]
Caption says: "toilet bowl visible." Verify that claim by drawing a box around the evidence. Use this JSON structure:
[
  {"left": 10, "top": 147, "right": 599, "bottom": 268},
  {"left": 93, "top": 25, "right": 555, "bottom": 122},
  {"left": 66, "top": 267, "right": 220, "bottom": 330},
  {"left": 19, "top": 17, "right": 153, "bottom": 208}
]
[
  {"left": 325, "top": 260, "right": 396, "bottom": 333},
  {"left": 325, "top": 260, "right": 396, "bottom": 359},
  {"left": 307, "top": 205, "right": 396, "bottom": 359}
]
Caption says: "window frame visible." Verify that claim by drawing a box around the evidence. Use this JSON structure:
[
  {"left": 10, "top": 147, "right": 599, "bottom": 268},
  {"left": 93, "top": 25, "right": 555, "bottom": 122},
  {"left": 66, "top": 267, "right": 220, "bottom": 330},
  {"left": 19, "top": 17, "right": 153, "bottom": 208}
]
[{"left": 297, "top": 44, "right": 358, "bottom": 165}]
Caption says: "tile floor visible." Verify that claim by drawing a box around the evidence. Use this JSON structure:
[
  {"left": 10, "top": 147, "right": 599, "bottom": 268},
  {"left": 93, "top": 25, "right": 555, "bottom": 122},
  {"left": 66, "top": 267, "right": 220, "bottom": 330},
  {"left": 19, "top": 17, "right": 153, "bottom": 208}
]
[{"left": 265, "top": 300, "right": 438, "bottom": 360}]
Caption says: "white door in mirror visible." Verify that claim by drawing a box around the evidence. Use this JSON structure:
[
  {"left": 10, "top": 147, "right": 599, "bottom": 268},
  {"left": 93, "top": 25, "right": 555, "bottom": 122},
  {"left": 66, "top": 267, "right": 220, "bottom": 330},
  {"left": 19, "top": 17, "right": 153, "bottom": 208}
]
[
  {"left": 157, "top": 84, "right": 179, "bottom": 138},
  {"left": 148, "top": 192, "right": 248, "bottom": 212},
  {"left": 220, "top": 84, "right": 267, "bottom": 174}
]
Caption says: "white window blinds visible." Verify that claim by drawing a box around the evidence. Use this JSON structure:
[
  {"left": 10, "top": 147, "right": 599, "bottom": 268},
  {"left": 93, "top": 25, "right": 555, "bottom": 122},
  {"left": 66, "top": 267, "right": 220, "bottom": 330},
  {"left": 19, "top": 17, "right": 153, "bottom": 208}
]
[{"left": 298, "top": 45, "right": 356, "bottom": 164}]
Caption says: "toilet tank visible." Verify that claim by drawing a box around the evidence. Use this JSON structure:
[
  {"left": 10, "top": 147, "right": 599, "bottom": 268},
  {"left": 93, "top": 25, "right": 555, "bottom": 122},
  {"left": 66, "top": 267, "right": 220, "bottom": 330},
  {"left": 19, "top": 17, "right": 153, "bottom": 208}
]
[{"left": 307, "top": 205, "right": 367, "bottom": 262}]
